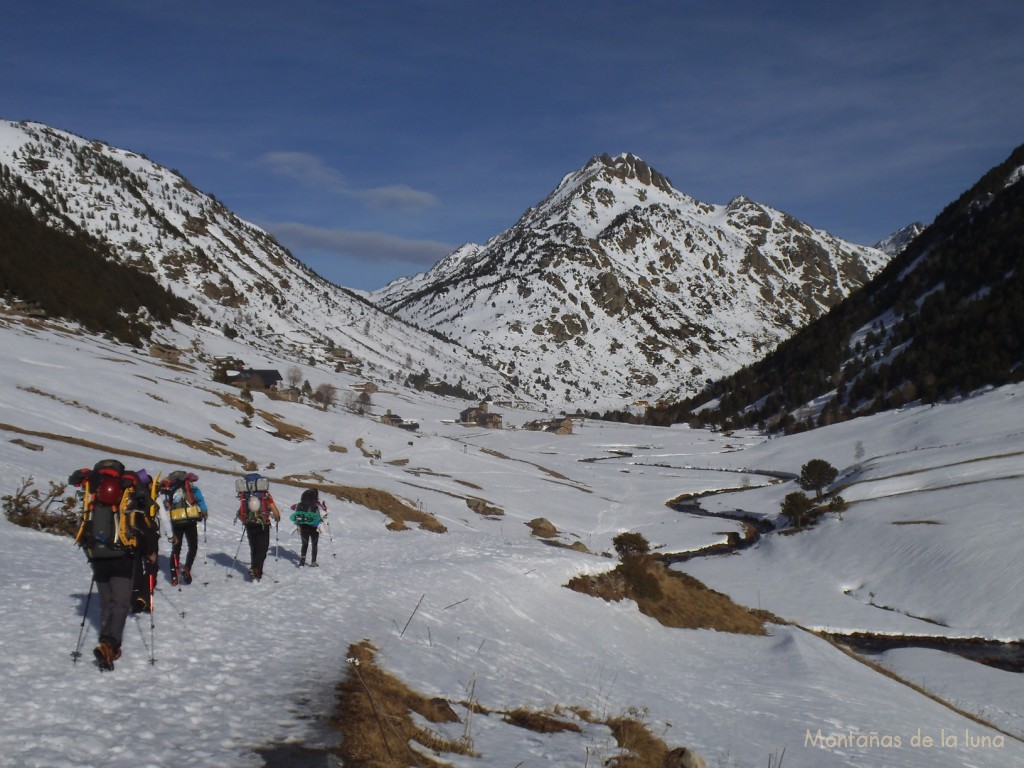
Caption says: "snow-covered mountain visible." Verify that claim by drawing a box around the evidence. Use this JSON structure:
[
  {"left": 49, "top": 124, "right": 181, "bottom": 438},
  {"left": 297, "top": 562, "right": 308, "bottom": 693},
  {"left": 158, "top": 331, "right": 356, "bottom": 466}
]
[
  {"left": 0, "top": 119, "right": 515, "bottom": 400},
  {"left": 874, "top": 222, "right": 925, "bottom": 256},
  {"left": 372, "top": 153, "right": 889, "bottom": 410}
]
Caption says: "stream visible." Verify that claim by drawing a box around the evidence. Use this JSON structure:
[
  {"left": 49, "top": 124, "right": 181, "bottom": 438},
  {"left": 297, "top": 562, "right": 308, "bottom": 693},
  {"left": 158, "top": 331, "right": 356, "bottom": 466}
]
[{"left": 664, "top": 483, "right": 1024, "bottom": 674}]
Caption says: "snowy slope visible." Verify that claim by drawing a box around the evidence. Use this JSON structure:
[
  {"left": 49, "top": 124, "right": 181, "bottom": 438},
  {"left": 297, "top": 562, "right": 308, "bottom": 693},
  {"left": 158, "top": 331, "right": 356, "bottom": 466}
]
[
  {"left": 0, "top": 119, "right": 515, "bottom": 401},
  {"left": 0, "top": 314, "right": 1022, "bottom": 767}
]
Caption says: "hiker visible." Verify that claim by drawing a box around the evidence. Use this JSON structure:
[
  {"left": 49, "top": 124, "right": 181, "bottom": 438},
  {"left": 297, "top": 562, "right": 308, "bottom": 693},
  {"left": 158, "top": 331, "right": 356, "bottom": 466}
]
[
  {"left": 235, "top": 473, "right": 281, "bottom": 582},
  {"left": 290, "top": 488, "right": 327, "bottom": 567},
  {"left": 69, "top": 460, "right": 159, "bottom": 670},
  {"left": 159, "top": 470, "right": 208, "bottom": 586},
  {"left": 127, "top": 469, "right": 161, "bottom": 613}
]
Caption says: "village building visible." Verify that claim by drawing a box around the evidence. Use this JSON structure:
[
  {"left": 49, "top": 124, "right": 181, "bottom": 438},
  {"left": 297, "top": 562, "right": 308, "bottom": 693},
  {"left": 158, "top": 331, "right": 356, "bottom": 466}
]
[
  {"left": 226, "top": 368, "right": 283, "bottom": 391},
  {"left": 459, "top": 400, "right": 503, "bottom": 429}
]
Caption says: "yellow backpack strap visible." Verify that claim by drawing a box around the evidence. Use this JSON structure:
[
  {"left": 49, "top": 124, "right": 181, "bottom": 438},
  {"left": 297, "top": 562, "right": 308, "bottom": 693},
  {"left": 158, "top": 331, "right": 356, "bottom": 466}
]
[{"left": 74, "top": 479, "right": 91, "bottom": 546}]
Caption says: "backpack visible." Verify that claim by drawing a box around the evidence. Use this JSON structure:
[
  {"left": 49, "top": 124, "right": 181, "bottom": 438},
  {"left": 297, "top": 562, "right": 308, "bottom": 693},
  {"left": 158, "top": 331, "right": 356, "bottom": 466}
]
[
  {"left": 69, "top": 459, "right": 142, "bottom": 559},
  {"left": 290, "top": 488, "right": 325, "bottom": 526},
  {"left": 163, "top": 470, "right": 204, "bottom": 523},
  {"left": 235, "top": 473, "right": 271, "bottom": 525},
  {"left": 124, "top": 469, "right": 161, "bottom": 526}
]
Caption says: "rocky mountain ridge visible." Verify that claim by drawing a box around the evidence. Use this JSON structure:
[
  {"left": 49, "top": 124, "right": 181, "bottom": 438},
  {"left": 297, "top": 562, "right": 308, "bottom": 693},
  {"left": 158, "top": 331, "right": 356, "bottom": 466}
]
[{"left": 373, "top": 152, "right": 890, "bottom": 409}]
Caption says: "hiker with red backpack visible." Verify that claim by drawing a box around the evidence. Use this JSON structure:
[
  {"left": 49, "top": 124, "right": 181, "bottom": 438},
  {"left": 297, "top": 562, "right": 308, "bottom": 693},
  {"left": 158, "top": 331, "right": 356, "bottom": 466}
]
[
  {"left": 290, "top": 488, "right": 327, "bottom": 567},
  {"left": 159, "top": 471, "right": 208, "bottom": 586},
  {"left": 68, "top": 459, "right": 159, "bottom": 671},
  {"left": 235, "top": 473, "right": 281, "bottom": 582}
]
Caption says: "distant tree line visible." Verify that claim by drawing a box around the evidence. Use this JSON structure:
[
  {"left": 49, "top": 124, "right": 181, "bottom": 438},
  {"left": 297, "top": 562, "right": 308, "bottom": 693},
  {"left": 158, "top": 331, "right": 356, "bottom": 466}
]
[{"left": 610, "top": 142, "right": 1024, "bottom": 433}]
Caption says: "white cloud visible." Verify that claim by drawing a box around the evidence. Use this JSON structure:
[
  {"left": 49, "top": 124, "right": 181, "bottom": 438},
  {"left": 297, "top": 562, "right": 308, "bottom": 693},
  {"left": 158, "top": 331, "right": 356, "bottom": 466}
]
[
  {"left": 257, "top": 151, "right": 438, "bottom": 211},
  {"left": 265, "top": 220, "right": 454, "bottom": 266}
]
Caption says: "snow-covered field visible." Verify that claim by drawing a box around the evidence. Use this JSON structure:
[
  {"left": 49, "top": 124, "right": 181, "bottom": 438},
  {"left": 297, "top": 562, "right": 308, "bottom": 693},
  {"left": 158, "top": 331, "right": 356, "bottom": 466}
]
[{"left": 1, "top": 316, "right": 1021, "bottom": 767}]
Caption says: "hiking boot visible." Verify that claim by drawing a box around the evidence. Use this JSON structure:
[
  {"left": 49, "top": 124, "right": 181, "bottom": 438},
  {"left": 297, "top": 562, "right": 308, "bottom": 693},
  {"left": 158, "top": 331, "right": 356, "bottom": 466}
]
[
  {"left": 93, "top": 641, "right": 121, "bottom": 671},
  {"left": 298, "top": 557, "right": 305, "bottom": 567},
  {"left": 250, "top": 567, "right": 262, "bottom": 582},
  {"left": 309, "top": 561, "right": 319, "bottom": 567},
  {"left": 181, "top": 567, "right": 192, "bottom": 585}
]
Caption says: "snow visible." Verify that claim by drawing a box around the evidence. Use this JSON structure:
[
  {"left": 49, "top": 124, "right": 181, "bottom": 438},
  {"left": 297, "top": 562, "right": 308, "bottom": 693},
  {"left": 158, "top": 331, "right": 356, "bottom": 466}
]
[{"left": 0, "top": 316, "right": 1022, "bottom": 767}]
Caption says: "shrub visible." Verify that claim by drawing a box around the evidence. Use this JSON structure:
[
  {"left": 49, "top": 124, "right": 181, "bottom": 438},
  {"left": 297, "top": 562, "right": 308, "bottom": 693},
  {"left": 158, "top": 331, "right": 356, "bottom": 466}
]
[
  {"left": 612, "top": 531, "right": 651, "bottom": 560},
  {"left": 780, "top": 491, "right": 814, "bottom": 528},
  {"left": 2, "top": 477, "right": 79, "bottom": 536}
]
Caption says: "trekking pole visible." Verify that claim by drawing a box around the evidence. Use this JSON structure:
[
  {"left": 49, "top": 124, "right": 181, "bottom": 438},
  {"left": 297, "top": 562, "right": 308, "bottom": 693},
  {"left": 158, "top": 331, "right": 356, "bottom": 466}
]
[
  {"left": 227, "top": 526, "right": 246, "bottom": 578},
  {"left": 203, "top": 518, "right": 208, "bottom": 567},
  {"left": 322, "top": 516, "right": 336, "bottom": 559},
  {"left": 148, "top": 569, "right": 157, "bottom": 665},
  {"left": 274, "top": 520, "right": 280, "bottom": 562},
  {"left": 71, "top": 576, "right": 96, "bottom": 663}
]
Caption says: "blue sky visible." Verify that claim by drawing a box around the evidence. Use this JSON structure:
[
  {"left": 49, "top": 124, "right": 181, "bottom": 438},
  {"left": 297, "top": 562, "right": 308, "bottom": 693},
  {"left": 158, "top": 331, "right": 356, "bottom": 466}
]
[{"left": 4, "top": 1, "right": 1024, "bottom": 290}]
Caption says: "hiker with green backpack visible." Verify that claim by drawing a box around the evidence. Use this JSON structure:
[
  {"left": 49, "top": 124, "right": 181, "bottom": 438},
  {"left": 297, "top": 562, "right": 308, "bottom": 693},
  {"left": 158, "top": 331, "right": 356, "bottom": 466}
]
[{"left": 290, "top": 488, "right": 327, "bottom": 567}]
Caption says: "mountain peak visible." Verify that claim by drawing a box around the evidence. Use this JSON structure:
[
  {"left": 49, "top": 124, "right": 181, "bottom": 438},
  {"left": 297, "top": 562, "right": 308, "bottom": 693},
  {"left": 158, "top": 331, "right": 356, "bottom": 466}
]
[{"left": 587, "top": 152, "right": 675, "bottom": 193}]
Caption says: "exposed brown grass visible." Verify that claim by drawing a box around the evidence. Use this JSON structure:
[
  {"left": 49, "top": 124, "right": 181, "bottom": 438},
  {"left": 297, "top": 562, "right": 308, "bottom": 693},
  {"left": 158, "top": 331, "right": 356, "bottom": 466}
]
[
  {"left": 317, "top": 483, "right": 447, "bottom": 533},
  {"left": 210, "top": 423, "right": 235, "bottom": 439},
  {"left": 604, "top": 715, "right": 669, "bottom": 768},
  {"left": 334, "top": 641, "right": 473, "bottom": 767},
  {"left": 256, "top": 408, "right": 312, "bottom": 441},
  {"left": 356, "top": 437, "right": 379, "bottom": 459},
  {"left": 140, "top": 423, "right": 252, "bottom": 466},
  {"left": 329, "top": 443, "right": 349, "bottom": 453},
  {"left": 466, "top": 497, "right": 504, "bottom": 517},
  {"left": 567, "top": 556, "right": 774, "bottom": 635},
  {"left": 502, "top": 707, "right": 581, "bottom": 734}
]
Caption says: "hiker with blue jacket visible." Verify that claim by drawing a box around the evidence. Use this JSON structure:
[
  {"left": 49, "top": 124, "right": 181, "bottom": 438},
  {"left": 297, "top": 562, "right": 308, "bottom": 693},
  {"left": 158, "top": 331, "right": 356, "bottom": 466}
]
[
  {"left": 160, "top": 471, "right": 208, "bottom": 586},
  {"left": 290, "top": 488, "right": 327, "bottom": 567}
]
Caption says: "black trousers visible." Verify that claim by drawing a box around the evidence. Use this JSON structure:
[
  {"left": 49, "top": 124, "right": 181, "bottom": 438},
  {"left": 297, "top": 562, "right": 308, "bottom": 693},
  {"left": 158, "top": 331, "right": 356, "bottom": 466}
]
[
  {"left": 245, "top": 523, "right": 272, "bottom": 572},
  {"left": 171, "top": 521, "right": 199, "bottom": 569},
  {"left": 299, "top": 524, "right": 319, "bottom": 562}
]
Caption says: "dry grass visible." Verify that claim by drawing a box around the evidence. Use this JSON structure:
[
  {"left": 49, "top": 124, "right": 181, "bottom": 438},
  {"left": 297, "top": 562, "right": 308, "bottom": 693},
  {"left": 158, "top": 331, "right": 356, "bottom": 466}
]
[
  {"left": 502, "top": 707, "right": 581, "bottom": 734},
  {"left": 140, "top": 423, "right": 252, "bottom": 466},
  {"left": 334, "top": 641, "right": 473, "bottom": 767},
  {"left": 604, "top": 715, "right": 670, "bottom": 768},
  {"left": 329, "top": 442, "right": 349, "bottom": 453},
  {"left": 466, "top": 497, "right": 503, "bottom": 517},
  {"left": 317, "top": 483, "right": 447, "bottom": 533},
  {"left": 210, "top": 423, "right": 235, "bottom": 439},
  {"left": 567, "top": 556, "right": 774, "bottom": 635},
  {"left": 256, "top": 408, "right": 313, "bottom": 441}
]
